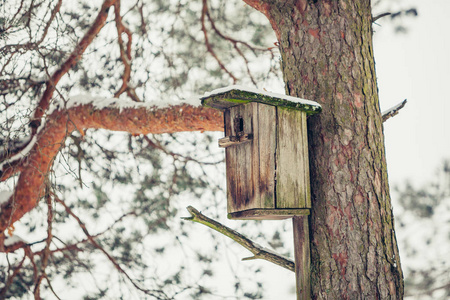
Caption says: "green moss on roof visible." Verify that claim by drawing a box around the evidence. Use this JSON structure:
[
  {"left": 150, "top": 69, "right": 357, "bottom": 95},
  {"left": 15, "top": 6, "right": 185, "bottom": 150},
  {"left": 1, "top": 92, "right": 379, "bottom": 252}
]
[{"left": 200, "top": 88, "right": 321, "bottom": 115}]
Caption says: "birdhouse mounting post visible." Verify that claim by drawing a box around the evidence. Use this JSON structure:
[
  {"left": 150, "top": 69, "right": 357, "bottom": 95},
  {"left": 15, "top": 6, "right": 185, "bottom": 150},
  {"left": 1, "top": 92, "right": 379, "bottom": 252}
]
[{"left": 201, "top": 86, "right": 321, "bottom": 300}]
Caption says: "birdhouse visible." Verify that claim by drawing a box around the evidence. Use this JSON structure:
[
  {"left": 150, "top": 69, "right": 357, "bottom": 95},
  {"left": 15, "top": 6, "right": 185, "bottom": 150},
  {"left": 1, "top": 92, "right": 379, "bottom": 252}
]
[{"left": 201, "top": 86, "right": 321, "bottom": 220}]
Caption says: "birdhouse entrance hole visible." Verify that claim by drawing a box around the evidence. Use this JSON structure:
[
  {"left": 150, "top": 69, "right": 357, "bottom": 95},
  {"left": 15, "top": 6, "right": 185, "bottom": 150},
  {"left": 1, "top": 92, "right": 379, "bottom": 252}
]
[{"left": 235, "top": 115, "right": 244, "bottom": 134}]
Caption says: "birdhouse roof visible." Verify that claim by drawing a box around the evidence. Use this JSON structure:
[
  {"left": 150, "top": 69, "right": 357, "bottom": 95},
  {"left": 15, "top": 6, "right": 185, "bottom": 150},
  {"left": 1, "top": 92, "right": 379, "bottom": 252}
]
[{"left": 200, "top": 85, "right": 321, "bottom": 115}]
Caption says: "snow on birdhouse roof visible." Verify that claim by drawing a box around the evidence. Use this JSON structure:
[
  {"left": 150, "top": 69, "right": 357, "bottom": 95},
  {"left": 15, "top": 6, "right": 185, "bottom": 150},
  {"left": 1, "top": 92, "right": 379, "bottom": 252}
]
[{"left": 201, "top": 85, "right": 321, "bottom": 115}]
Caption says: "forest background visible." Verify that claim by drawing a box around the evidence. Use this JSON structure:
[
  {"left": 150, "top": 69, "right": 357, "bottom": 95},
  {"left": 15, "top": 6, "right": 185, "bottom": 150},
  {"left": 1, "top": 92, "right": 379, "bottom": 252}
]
[{"left": 0, "top": 0, "right": 449, "bottom": 299}]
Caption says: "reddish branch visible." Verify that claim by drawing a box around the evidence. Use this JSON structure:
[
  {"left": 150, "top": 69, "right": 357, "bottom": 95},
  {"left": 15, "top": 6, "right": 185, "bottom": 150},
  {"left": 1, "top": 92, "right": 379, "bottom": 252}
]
[
  {"left": 31, "top": 0, "right": 118, "bottom": 131},
  {"left": 54, "top": 195, "right": 166, "bottom": 298},
  {"left": 0, "top": 103, "right": 223, "bottom": 235},
  {"left": 113, "top": 0, "right": 140, "bottom": 102},
  {"left": 201, "top": 0, "right": 237, "bottom": 83},
  {"left": 0, "top": 253, "right": 27, "bottom": 298},
  {"left": 204, "top": 3, "right": 257, "bottom": 85},
  {"left": 36, "top": 0, "right": 63, "bottom": 45},
  {"left": 33, "top": 192, "right": 53, "bottom": 300}
]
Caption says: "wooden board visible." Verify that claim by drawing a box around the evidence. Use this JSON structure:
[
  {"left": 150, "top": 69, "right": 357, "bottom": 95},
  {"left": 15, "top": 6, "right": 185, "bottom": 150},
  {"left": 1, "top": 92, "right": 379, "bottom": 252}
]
[
  {"left": 301, "top": 112, "right": 311, "bottom": 208},
  {"left": 257, "top": 103, "right": 276, "bottom": 208},
  {"left": 293, "top": 216, "right": 311, "bottom": 299},
  {"left": 228, "top": 208, "right": 310, "bottom": 220},
  {"left": 225, "top": 103, "right": 258, "bottom": 213},
  {"left": 276, "top": 109, "right": 310, "bottom": 208}
]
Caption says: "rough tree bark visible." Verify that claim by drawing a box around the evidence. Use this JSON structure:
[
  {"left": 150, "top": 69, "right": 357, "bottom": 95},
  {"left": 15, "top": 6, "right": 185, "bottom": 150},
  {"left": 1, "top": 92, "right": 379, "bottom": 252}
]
[{"left": 243, "top": 0, "right": 404, "bottom": 298}]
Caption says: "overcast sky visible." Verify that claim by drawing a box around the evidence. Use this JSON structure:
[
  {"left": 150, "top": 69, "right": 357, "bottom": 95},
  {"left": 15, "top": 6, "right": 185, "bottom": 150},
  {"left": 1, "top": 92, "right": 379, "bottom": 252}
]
[{"left": 375, "top": 0, "right": 450, "bottom": 187}]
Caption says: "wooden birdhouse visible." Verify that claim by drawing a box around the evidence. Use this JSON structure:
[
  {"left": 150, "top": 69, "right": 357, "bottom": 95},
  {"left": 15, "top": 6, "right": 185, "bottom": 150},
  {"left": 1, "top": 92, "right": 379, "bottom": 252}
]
[{"left": 201, "top": 86, "right": 321, "bottom": 220}]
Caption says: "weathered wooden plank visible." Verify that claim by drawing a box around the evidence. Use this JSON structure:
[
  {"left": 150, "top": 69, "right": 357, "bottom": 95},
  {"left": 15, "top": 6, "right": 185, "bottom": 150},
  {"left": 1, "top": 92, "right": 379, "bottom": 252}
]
[
  {"left": 293, "top": 216, "right": 311, "bottom": 300},
  {"left": 257, "top": 103, "right": 276, "bottom": 208},
  {"left": 218, "top": 134, "right": 253, "bottom": 148},
  {"left": 301, "top": 112, "right": 311, "bottom": 208},
  {"left": 227, "top": 103, "right": 257, "bottom": 213},
  {"left": 251, "top": 103, "right": 261, "bottom": 210},
  {"left": 228, "top": 208, "right": 310, "bottom": 220},
  {"left": 224, "top": 109, "right": 238, "bottom": 214},
  {"left": 276, "top": 108, "right": 308, "bottom": 208}
]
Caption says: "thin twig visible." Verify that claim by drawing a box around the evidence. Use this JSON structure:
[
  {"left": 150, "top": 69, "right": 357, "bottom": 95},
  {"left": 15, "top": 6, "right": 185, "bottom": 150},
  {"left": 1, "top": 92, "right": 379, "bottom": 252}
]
[
  {"left": 183, "top": 206, "right": 295, "bottom": 272},
  {"left": 404, "top": 282, "right": 450, "bottom": 297},
  {"left": 205, "top": 7, "right": 257, "bottom": 85},
  {"left": 35, "top": 0, "right": 63, "bottom": 45},
  {"left": 31, "top": 0, "right": 118, "bottom": 131},
  {"left": 33, "top": 191, "right": 53, "bottom": 299},
  {"left": 372, "top": 12, "right": 391, "bottom": 23},
  {"left": 0, "top": 254, "right": 26, "bottom": 298},
  {"left": 113, "top": 0, "right": 140, "bottom": 102},
  {"left": 53, "top": 195, "right": 167, "bottom": 298},
  {"left": 144, "top": 136, "right": 223, "bottom": 165},
  {"left": 44, "top": 274, "right": 62, "bottom": 300},
  {"left": 201, "top": 0, "right": 237, "bottom": 83}
]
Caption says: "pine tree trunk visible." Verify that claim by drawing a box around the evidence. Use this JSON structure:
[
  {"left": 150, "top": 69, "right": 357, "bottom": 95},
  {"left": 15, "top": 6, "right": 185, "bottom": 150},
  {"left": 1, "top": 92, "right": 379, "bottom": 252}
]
[{"left": 261, "top": 0, "right": 404, "bottom": 298}]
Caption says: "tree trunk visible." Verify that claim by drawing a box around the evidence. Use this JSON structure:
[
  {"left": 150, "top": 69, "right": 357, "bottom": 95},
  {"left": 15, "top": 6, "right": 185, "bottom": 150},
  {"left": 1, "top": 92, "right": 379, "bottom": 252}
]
[{"left": 259, "top": 0, "right": 403, "bottom": 298}]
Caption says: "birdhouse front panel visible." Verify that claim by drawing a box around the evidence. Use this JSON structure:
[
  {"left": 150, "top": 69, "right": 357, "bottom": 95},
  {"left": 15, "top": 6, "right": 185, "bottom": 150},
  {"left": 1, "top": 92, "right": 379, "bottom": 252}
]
[
  {"left": 200, "top": 86, "right": 321, "bottom": 220},
  {"left": 224, "top": 102, "right": 276, "bottom": 214}
]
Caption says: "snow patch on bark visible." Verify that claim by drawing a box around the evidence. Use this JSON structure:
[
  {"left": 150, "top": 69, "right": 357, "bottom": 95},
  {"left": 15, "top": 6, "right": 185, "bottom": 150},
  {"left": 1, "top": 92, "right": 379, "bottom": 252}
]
[
  {"left": 381, "top": 101, "right": 406, "bottom": 116},
  {"left": 0, "top": 190, "right": 13, "bottom": 208},
  {"left": 4, "top": 234, "right": 26, "bottom": 247},
  {"left": 52, "top": 94, "right": 202, "bottom": 113},
  {"left": 0, "top": 121, "right": 46, "bottom": 171}
]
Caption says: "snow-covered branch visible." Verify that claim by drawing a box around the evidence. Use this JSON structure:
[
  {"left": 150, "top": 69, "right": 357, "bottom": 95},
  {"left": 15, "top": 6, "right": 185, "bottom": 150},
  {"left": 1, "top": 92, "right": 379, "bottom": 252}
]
[
  {"left": 0, "top": 97, "right": 223, "bottom": 234},
  {"left": 382, "top": 99, "right": 407, "bottom": 122}
]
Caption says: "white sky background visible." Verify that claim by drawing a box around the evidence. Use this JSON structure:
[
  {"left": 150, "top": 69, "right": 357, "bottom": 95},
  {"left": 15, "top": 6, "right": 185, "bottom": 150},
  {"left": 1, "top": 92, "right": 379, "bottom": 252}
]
[
  {"left": 374, "top": 2, "right": 450, "bottom": 298},
  {"left": 374, "top": 0, "right": 450, "bottom": 186}
]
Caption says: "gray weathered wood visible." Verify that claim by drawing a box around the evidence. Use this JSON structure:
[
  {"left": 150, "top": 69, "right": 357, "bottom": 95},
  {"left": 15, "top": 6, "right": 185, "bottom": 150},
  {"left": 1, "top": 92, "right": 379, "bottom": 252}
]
[
  {"left": 224, "top": 109, "right": 237, "bottom": 214},
  {"left": 276, "top": 108, "right": 309, "bottom": 209},
  {"left": 222, "top": 102, "right": 311, "bottom": 218},
  {"left": 226, "top": 103, "right": 258, "bottom": 213},
  {"left": 301, "top": 112, "right": 311, "bottom": 208},
  {"left": 257, "top": 103, "right": 276, "bottom": 209},
  {"left": 218, "top": 134, "right": 253, "bottom": 148},
  {"left": 293, "top": 216, "right": 311, "bottom": 300},
  {"left": 251, "top": 103, "right": 261, "bottom": 209},
  {"left": 229, "top": 208, "right": 309, "bottom": 220}
]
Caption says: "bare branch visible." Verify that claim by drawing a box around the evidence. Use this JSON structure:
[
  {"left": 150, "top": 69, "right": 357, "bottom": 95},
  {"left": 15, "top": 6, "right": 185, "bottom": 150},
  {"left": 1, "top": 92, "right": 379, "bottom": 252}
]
[
  {"left": 33, "top": 191, "right": 53, "bottom": 300},
  {"left": 144, "top": 136, "right": 223, "bottom": 165},
  {"left": 35, "top": 0, "right": 63, "bottom": 45},
  {"left": 382, "top": 99, "right": 407, "bottom": 122},
  {"left": 31, "top": 0, "right": 118, "bottom": 131},
  {"left": 372, "top": 12, "right": 391, "bottom": 23},
  {"left": 404, "top": 282, "right": 450, "bottom": 298},
  {"left": 0, "top": 254, "right": 27, "bottom": 298},
  {"left": 205, "top": 7, "right": 257, "bottom": 86},
  {"left": 54, "top": 195, "right": 169, "bottom": 298},
  {"left": 113, "top": 0, "right": 140, "bottom": 101},
  {"left": 201, "top": 0, "right": 237, "bottom": 83},
  {"left": 183, "top": 206, "right": 294, "bottom": 272}
]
